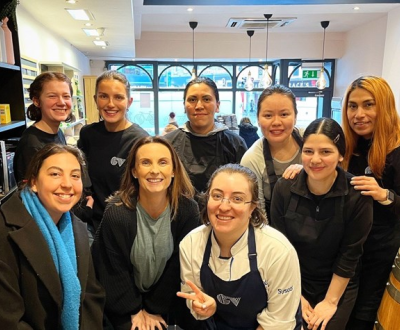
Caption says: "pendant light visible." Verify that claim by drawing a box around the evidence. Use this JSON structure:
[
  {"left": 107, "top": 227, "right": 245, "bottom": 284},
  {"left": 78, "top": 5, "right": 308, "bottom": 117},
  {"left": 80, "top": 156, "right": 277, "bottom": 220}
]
[
  {"left": 244, "top": 30, "right": 255, "bottom": 91},
  {"left": 316, "top": 21, "right": 330, "bottom": 90},
  {"left": 189, "top": 21, "right": 198, "bottom": 80},
  {"left": 261, "top": 14, "right": 273, "bottom": 89}
]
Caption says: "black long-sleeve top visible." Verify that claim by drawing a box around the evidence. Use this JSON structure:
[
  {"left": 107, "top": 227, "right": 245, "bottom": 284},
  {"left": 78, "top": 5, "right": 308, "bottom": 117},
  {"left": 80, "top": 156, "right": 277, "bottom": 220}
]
[{"left": 91, "top": 195, "right": 200, "bottom": 329}]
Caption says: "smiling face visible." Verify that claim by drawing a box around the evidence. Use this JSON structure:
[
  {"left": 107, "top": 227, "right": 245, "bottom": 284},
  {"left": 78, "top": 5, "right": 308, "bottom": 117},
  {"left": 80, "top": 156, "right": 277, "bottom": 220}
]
[
  {"left": 302, "top": 134, "right": 343, "bottom": 188},
  {"left": 207, "top": 172, "right": 256, "bottom": 241},
  {"left": 133, "top": 143, "right": 174, "bottom": 198},
  {"left": 257, "top": 93, "right": 297, "bottom": 145},
  {"left": 31, "top": 152, "right": 83, "bottom": 224},
  {"left": 184, "top": 83, "right": 220, "bottom": 135},
  {"left": 346, "top": 87, "right": 377, "bottom": 139},
  {"left": 94, "top": 78, "right": 133, "bottom": 131},
  {"left": 33, "top": 80, "right": 72, "bottom": 125}
]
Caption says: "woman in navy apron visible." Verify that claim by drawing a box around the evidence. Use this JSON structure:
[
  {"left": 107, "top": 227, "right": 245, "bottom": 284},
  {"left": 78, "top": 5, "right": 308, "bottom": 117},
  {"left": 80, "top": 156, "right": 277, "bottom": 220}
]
[
  {"left": 341, "top": 76, "right": 400, "bottom": 330},
  {"left": 271, "top": 118, "right": 373, "bottom": 330},
  {"left": 178, "top": 164, "right": 302, "bottom": 330}
]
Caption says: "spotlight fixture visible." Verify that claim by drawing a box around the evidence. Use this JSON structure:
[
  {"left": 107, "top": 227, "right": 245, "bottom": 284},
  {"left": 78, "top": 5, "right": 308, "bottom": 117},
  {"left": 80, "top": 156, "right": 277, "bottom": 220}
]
[
  {"left": 189, "top": 21, "right": 198, "bottom": 80},
  {"left": 244, "top": 30, "right": 255, "bottom": 92},
  {"left": 261, "top": 14, "right": 273, "bottom": 89},
  {"left": 316, "top": 21, "right": 330, "bottom": 90}
]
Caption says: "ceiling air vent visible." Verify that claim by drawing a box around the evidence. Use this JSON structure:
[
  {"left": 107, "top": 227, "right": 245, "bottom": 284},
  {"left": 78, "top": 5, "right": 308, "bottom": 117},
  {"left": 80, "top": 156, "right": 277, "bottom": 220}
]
[{"left": 226, "top": 17, "right": 296, "bottom": 30}]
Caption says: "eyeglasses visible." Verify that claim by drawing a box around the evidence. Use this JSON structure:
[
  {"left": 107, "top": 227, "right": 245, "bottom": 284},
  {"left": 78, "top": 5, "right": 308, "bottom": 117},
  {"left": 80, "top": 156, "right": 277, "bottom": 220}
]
[{"left": 208, "top": 192, "right": 252, "bottom": 205}]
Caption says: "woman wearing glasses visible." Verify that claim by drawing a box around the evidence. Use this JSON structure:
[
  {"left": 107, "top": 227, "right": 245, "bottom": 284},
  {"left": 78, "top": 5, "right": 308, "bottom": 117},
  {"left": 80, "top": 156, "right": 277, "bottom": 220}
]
[
  {"left": 178, "top": 164, "right": 301, "bottom": 330},
  {"left": 341, "top": 76, "right": 400, "bottom": 330}
]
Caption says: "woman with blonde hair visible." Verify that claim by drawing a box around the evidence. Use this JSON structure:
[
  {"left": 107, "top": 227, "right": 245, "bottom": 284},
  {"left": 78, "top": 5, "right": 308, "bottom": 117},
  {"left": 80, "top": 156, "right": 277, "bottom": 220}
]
[
  {"left": 341, "top": 76, "right": 400, "bottom": 330},
  {"left": 92, "top": 136, "right": 201, "bottom": 330}
]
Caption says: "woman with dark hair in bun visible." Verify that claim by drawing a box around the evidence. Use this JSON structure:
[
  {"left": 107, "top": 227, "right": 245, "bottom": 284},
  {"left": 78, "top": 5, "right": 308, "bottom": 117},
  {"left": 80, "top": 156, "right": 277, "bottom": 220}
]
[
  {"left": 271, "top": 118, "right": 373, "bottom": 330},
  {"left": 178, "top": 163, "right": 302, "bottom": 330},
  {"left": 14, "top": 72, "right": 73, "bottom": 184}
]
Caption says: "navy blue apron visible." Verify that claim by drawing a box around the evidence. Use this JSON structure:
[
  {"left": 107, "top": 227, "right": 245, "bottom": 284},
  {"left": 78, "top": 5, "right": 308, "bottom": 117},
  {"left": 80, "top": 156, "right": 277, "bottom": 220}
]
[{"left": 199, "top": 226, "right": 267, "bottom": 330}]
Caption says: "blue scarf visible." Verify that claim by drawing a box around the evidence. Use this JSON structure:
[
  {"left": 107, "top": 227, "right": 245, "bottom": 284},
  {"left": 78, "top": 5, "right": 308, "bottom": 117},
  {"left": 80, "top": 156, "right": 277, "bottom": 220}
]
[{"left": 21, "top": 188, "right": 81, "bottom": 330}]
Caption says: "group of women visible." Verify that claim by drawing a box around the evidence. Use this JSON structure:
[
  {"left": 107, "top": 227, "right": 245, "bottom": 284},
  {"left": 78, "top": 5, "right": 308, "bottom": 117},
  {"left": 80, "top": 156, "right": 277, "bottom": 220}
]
[{"left": 0, "top": 70, "right": 399, "bottom": 330}]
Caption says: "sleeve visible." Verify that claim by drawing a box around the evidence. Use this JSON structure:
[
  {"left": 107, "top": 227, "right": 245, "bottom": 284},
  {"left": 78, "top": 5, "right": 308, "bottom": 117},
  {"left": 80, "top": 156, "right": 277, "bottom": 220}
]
[
  {"left": 179, "top": 232, "right": 209, "bottom": 321},
  {"left": 240, "top": 145, "right": 266, "bottom": 214},
  {"left": 91, "top": 203, "right": 141, "bottom": 327},
  {"left": 257, "top": 238, "right": 302, "bottom": 330},
  {"left": 269, "top": 178, "right": 288, "bottom": 231},
  {"left": 333, "top": 189, "right": 373, "bottom": 278},
  {"left": 80, "top": 252, "right": 106, "bottom": 329},
  {"left": 143, "top": 198, "right": 201, "bottom": 314},
  {"left": 14, "top": 144, "right": 41, "bottom": 184},
  {"left": 386, "top": 150, "right": 400, "bottom": 216},
  {"left": 0, "top": 260, "right": 34, "bottom": 329},
  {"left": 77, "top": 126, "right": 87, "bottom": 154},
  {"left": 234, "top": 135, "right": 248, "bottom": 162}
]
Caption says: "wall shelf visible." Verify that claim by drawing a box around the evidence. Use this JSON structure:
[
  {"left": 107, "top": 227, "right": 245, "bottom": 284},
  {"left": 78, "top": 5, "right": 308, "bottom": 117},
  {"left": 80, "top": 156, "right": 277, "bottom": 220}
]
[
  {"left": 0, "top": 121, "right": 26, "bottom": 133},
  {"left": 0, "top": 62, "right": 20, "bottom": 71}
]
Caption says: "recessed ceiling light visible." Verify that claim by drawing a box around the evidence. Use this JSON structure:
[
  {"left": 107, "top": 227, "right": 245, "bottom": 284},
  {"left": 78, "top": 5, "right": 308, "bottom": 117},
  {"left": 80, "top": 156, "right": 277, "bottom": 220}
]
[
  {"left": 354, "top": 6, "right": 360, "bottom": 10},
  {"left": 83, "top": 28, "right": 105, "bottom": 37},
  {"left": 102, "top": 46, "right": 106, "bottom": 49},
  {"left": 187, "top": 8, "right": 193, "bottom": 12},
  {"left": 95, "top": 37, "right": 101, "bottom": 40},
  {"left": 94, "top": 40, "right": 108, "bottom": 47},
  {"left": 65, "top": 8, "right": 94, "bottom": 20},
  {"left": 84, "top": 22, "right": 92, "bottom": 27},
  {"left": 66, "top": 0, "right": 77, "bottom": 4}
]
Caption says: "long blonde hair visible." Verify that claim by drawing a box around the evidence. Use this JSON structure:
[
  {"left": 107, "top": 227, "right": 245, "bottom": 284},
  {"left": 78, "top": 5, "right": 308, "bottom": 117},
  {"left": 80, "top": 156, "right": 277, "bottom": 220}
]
[{"left": 341, "top": 76, "right": 400, "bottom": 177}]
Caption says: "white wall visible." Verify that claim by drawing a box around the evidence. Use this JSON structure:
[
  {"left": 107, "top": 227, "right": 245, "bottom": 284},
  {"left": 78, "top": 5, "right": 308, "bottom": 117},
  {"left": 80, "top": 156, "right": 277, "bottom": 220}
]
[
  {"left": 17, "top": 6, "right": 90, "bottom": 75},
  {"left": 382, "top": 6, "right": 400, "bottom": 107},
  {"left": 335, "top": 16, "right": 387, "bottom": 99},
  {"left": 135, "top": 31, "right": 345, "bottom": 61}
]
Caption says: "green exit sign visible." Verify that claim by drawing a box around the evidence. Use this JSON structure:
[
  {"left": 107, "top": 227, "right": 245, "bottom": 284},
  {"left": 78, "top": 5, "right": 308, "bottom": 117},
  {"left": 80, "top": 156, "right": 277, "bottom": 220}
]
[{"left": 302, "top": 70, "right": 319, "bottom": 79}]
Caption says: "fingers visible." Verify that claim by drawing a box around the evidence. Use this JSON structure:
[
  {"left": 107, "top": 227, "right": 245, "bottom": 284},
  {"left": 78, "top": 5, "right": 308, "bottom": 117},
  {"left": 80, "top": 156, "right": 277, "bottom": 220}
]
[
  {"left": 176, "top": 291, "right": 196, "bottom": 301},
  {"left": 184, "top": 279, "right": 202, "bottom": 295}
]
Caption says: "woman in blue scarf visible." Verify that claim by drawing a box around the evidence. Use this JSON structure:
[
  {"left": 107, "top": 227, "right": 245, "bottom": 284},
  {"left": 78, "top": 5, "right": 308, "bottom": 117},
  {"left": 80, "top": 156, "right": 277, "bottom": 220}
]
[{"left": 0, "top": 143, "right": 105, "bottom": 329}]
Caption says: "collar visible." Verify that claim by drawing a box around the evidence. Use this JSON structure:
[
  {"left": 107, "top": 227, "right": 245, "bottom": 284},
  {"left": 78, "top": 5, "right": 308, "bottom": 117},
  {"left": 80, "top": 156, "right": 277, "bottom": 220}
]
[
  {"left": 211, "top": 227, "right": 249, "bottom": 257},
  {"left": 290, "top": 166, "right": 349, "bottom": 199}
]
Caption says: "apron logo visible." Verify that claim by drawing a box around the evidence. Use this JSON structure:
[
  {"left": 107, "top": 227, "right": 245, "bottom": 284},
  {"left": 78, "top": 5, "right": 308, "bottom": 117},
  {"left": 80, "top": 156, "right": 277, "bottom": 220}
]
[
  {"left": 111, "top": 157, "right": 126, "bottom": 167},
  {"left": 217, "top": 294, "right": 241, "bottom": 307}
]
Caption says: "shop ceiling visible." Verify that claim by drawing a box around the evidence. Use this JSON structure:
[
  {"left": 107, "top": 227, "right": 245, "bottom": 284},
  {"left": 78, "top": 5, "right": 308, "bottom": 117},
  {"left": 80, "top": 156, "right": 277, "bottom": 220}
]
[{"left": 19, "top": 0, "right": 400, "bottom": 60}]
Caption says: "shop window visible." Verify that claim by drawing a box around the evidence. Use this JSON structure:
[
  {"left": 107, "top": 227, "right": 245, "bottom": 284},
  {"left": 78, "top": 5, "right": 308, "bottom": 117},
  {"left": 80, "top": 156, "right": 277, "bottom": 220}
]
[
  {"left": 198, "top": 65, "right": 233, "bottom": 89},
  {"left": 159, "top": 65, "right": 191, "bottom": 88}
]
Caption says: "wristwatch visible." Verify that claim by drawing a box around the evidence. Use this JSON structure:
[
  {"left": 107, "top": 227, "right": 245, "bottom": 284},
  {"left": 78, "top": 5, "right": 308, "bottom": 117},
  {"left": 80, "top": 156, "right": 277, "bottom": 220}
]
[{"left": 379, "top": 189, "right": 395, "bottom": 205}]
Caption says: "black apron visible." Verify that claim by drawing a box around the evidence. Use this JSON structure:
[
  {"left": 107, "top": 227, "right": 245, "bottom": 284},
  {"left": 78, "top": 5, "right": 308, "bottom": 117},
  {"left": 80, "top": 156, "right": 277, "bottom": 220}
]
[
  {"left": 284, "top": 193, "right": 358, "bottom": 329},
  {"left": 175, "top": 132, "right": 224, "bottom": 194},
  {"left": 200, "top": 226, "right": 267, "bottom": 330},
  {"left": 263, "top": 131, "right": 303, "bottom": 221}
]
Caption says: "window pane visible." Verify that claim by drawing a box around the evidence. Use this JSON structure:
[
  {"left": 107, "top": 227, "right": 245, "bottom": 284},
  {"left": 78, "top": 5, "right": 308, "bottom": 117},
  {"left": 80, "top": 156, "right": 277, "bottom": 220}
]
[
  {"left": 275, "top": 65, "right": 280, "bottom": 85},
  {"left": 159, "top": 65, "right": 191, "bottom": 88},
  {"left": 118, "top": 65, "right": 153, "bottom": 89},
  {"left": 128, "top": 91, "right": 155, "bottom": 135},
  {"left": 235, "top": 91, "right": 261, "bottom": 125},
  {"left": 288, "top": 62, "right": 331, "bottom": 89},
  {"left": 236, "top": 65, "right": 263, "bottom": 89},
  {"left": 296, "top": 96, "right": 320, "bottom": 131},
  {"left": 198, "top": 65, "right": 233, "bottom": 88},
  {"left": 158, "top": 91, "right": 186, "bottom": 133}
]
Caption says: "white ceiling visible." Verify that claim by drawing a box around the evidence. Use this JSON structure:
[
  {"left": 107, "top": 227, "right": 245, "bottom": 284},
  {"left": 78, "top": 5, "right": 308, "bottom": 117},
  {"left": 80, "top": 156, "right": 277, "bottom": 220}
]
[{"left": 19, "top": 0, "right": 400, "bottom": 60}]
